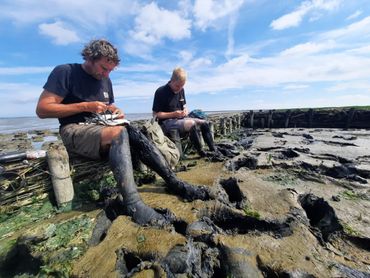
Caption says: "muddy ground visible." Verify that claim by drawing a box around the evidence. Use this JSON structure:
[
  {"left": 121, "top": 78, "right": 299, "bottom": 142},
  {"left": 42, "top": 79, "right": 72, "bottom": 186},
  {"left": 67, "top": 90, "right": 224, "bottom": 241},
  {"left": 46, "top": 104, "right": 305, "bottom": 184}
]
[{"left": 0, "top": 127, "right": 370, "bottom": 277}]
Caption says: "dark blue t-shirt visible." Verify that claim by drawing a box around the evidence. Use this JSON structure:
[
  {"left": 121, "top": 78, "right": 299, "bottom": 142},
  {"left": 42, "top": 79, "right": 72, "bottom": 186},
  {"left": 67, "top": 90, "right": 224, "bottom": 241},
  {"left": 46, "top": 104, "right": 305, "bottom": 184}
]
[
  {"left": 43, "top": 63, "right": 114, "bottom": 126},
  {"left": 152, "top": 83, "right": 186, "bottom": 123}
]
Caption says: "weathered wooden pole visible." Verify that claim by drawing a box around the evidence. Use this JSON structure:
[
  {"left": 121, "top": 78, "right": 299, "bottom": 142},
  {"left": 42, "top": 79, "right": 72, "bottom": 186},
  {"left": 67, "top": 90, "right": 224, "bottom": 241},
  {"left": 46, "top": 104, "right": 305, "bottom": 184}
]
[
  {"left": 284, "top": 110, "right": 291, "bottom": 128},
  {"left": 345, "top": 108, "right": 355, "bottom": 129},
  {"left": 236, "top": 115, "right": 241, "bottom": 129},
  {"left": 308, "top": 109, "right": 314, "bottom": 128},
  {"left": 220, "top": 118, "right": 227, "bottom": 136},
  {"left": 47, "top": 143, "right": 74, "bottom": 206},
  {"left": 267, "top": 110, "right": 274, "bottom": 128},
  {"left": 228, "top": 118, "right": 233, "bottom": 133},
  {"left": 249, "top": 110, "right": 254, "bottom": 128}
]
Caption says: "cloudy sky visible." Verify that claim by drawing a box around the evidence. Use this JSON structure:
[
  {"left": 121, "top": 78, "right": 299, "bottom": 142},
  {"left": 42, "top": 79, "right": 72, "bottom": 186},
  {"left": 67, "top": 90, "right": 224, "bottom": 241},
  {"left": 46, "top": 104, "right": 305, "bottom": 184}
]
[{"left": 1, "top": 0, "right": 370, "bottom": 117}]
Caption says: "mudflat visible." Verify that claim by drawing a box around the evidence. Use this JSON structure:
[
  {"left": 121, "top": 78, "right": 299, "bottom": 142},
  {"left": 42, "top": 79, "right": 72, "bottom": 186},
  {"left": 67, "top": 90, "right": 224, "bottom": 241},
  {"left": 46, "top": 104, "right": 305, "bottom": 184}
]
[{"left": 0, "top": 127, "right": 369, "bottom": 277}]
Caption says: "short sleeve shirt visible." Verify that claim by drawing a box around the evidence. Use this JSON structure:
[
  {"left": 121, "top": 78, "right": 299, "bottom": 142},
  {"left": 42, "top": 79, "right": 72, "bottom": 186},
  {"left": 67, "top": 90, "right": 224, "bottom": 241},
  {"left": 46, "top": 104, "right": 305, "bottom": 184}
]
[
  {"left": 43, "top": 63, "right": 114, "bottom": 126},
  {"left": 152, "top": 82, "right": 186, "bottom": 114}
]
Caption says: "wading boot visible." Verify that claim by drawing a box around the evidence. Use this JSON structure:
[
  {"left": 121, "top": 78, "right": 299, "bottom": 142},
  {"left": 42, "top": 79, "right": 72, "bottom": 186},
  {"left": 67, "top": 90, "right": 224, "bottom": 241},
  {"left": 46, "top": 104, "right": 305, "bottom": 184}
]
[
  {"left": 109, "top": 128, "right": 165, "bottom": 225},
  {"left": 168, "top": 128, "right": 183, "bottom": 158},
  {"left": 189, "top": 125, "right": 206, "bottom": 157},
  {"left": 200, "top": 122, "right": 224, "bottom": 162},
  {"left": 127, "top": 126, "right": 210, "bottom": 201},
  {"left": 200, "top": 122, "right": 216, "bottom": 151}
]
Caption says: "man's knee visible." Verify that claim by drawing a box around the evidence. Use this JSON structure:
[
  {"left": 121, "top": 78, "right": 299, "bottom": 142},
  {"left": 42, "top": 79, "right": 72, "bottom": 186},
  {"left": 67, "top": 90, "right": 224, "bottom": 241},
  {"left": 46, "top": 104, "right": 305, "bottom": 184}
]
[
  {"left": 183, "top": 119, "right": 196, "bottom": 131},
  {"left": 101, "top": 126, "right": 124, "bottom": 148}
]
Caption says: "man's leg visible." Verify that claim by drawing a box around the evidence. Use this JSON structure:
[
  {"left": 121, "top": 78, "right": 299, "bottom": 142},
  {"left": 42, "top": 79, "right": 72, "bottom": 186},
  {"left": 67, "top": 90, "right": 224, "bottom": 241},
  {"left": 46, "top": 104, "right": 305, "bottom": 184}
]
[
  {"left": 168, "top": 128, "right": 183, "bottom": 158},
  {"left": 160, "top": 119, "right": 183, "bottom": 158},
  {"left": 126, "top": 125, "right": 210, "bottom": 201},
  {"left": 189, "top": 125, "right": 206, "bottom": 156},
  {"left": 200, "top": 122, "right": 216, "bottom": 151},
  {"left": 109, "top": 128, "right": 165, "bottom": 225}
]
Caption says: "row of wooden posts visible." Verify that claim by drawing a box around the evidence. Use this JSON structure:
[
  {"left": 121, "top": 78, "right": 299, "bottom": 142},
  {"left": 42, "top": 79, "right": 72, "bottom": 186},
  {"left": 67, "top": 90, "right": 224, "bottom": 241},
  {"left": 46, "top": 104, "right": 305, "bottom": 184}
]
[{"left": 207, "top": 108, "right": 370, "bottom": 130}]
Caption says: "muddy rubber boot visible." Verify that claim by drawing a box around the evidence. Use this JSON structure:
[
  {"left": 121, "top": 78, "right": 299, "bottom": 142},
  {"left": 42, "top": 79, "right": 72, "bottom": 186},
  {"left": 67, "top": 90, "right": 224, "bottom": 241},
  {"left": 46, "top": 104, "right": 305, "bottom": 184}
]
[
  {"left": 200, "top": 122, "right": 216, "bottom": 151},
  {"left": 109, "top": 128, "right": 165, "bottom": 225},
  {"left": 189, "top": 126, "right": 206, "bottom": 157},
  {"left": 168, "top": 128, "right": 183, "bottom": 158},
  {"left": 200, "top": 122, "right": 224, "bottom": 162},
  {"left": 126, "top": 126, "right": 210, "bottom": 201}
]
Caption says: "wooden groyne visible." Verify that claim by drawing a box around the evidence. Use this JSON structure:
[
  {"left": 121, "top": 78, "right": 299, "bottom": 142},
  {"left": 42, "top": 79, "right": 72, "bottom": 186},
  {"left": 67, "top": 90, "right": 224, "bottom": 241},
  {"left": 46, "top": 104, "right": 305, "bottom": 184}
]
[
  {"left": 205, "top": 107, "right": 370, "bottom": 138},
  {"left": 239, "top": 108, "right": 370, "bottom": 129}
]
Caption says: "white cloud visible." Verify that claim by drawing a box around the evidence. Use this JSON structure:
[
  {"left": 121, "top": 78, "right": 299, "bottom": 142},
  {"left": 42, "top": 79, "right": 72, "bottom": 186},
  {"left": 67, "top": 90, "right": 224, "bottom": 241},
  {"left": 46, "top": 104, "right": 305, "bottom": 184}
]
[
  {"left": 0, "top": 66, "right": 53, "bottom": 75},
  {"left": 0, "top": 0, "right": 134, "bottom": 26},
  {"left": 280, "top": 41, "right": 336, "bottom": 56},
  {"left": 129, "top": 2, "right": 191, "bottom": 45},
  {"left": 189, "top": 57, "right": 213, "bottom": 69},
  {"left": 271, "top": 0, "right": 341, "bottom": 30},
  {"left": 327, "top": 81, "right": 370, "bottom": 92},
  {"left": 193, "top": 0, "right": 245, "bottom": 31},
  {"left": 346, "top": 10, "right": 362, "bottom": 21},
  {"left": 283, "top": 84, "right": 310, "bottom": 90},
  {"left": 38, "top": 21, "right": 80, "bottom": 45},
  {"left": 347, "top": 45, "right": 370, "bottom": 55},
  {"left": 322, "top": 16, "right": 370, "bottom": 41},
  {"left": 270, "top": 6, "right": 310, "bottom": 30}
]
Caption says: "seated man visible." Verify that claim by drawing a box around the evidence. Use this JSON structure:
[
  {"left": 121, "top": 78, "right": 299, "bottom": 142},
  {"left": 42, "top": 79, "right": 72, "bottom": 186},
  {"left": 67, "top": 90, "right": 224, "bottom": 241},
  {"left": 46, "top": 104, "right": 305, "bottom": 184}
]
[
  {"left": 36, "top": 39, "right": 209, "bottom": 225},
  {"left": 152, "top": 67, "right": 217, "bottom": 158}
]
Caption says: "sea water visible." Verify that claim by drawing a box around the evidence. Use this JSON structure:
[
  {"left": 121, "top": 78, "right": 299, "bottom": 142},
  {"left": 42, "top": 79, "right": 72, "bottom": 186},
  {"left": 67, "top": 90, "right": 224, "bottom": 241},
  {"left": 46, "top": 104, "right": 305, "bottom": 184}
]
[{"left": 0, "top": 113, "right": 153, "bottom": 134}]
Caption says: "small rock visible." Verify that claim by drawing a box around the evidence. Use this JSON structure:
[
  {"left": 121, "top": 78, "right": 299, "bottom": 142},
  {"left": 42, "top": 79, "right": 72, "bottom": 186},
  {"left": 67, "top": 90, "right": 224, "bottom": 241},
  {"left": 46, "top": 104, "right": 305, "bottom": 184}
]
[{"left": 332, "top": 195, "right": 341, "bottom": 202}]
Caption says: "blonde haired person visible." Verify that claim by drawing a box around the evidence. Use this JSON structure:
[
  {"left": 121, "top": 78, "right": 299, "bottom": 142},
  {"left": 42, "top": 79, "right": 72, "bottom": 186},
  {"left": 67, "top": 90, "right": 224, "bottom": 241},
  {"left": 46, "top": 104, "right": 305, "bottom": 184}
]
[{"left": 152, "top": 67, "right": 219, "bottom": 158}]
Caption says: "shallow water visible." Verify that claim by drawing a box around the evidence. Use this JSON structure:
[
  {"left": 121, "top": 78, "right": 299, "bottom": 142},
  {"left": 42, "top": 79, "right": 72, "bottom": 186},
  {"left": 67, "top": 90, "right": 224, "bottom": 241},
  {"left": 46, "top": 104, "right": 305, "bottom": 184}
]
[{"left": 0, "top": 113, "right": 153, "bottom": 134}]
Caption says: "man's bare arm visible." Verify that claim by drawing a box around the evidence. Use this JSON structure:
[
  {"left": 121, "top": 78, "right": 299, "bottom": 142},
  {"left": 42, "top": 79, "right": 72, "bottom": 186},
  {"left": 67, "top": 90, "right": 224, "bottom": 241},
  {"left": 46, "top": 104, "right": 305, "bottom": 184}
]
[
  {"left": 36, "top": 90, "right": 109, "bottom": 119},
  {"left": 153, "top": 110, "right": 186, "bottom": 120}
]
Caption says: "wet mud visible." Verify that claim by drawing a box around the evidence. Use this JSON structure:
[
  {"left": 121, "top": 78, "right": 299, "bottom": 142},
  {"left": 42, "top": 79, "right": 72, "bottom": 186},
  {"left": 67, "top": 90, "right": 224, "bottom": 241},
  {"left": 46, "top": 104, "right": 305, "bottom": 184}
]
[{"left": 1, "top": 128, "right": 370, "bottom": 277}]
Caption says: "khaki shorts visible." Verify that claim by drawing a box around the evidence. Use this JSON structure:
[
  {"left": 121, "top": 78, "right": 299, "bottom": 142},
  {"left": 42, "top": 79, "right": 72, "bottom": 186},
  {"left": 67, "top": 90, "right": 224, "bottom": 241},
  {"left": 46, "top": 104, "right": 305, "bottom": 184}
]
[
  {"left": 60, "top": 123, "right": 104, "bottom": 160},
  {"left": 161, "top": 117, "right": 206, "bottom": 135}
]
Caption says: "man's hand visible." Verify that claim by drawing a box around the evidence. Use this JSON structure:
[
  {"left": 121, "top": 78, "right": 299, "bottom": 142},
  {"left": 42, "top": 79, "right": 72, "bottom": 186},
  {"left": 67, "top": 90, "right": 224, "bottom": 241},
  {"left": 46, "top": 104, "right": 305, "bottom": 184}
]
[
  {"left": 174, "top": 110, "right": 187, "bottom": 118},
  {"left": 85, "top": 101, "right": 109, "bottom": 113},
  {"left": 108, "top": 104, "right": 125, "bottom": 119}
]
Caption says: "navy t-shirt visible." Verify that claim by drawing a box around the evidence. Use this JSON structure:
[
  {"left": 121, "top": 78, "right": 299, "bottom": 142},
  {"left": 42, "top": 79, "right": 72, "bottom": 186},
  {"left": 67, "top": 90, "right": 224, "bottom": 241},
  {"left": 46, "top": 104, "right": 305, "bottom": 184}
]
[
  {"left": 43, "top": 63, "right": 114, "bottom": 126},
  {"left": 152, "top": 83, "right": 186, "bottom": 123}
]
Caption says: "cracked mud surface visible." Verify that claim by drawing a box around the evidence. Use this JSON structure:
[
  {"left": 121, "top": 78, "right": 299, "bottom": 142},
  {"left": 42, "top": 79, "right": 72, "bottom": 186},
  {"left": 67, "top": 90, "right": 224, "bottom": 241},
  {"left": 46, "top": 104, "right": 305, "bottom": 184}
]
[{"left": 70, "top": 128, "right": 370, "bottom": 277}]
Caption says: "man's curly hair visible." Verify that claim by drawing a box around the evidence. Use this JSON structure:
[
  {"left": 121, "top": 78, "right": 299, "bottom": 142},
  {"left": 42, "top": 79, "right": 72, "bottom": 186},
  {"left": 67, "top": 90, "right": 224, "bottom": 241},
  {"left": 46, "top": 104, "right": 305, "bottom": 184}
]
[{"left": 81, "top": 39, "right": 120, "bottom": 65}]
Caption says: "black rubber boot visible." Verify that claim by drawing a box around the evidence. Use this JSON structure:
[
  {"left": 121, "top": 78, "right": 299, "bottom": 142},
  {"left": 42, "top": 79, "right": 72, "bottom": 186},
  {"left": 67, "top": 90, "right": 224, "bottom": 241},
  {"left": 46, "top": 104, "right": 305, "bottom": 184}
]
[
  {"left": 200, "top": 122, "right": 216, "bottom": 151},
  {"left": 189, "top": 125, "right": 206, "bottom": 157},
  {"left": 109, "top": 128, "right": 165, "bottom": 225},
  {"left": 168, "top": 128, "right": 183, "bottom": 158},
  {"left": 126, "top": 126, "right": 210, "bottom": 201}
]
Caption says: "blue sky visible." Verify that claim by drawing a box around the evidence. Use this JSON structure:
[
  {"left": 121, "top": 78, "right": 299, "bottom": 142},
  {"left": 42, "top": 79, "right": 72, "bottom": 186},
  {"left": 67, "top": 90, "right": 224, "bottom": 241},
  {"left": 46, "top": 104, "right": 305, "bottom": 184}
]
[{"left": 1, "top": 0, "right": 370, "bottom": 117}]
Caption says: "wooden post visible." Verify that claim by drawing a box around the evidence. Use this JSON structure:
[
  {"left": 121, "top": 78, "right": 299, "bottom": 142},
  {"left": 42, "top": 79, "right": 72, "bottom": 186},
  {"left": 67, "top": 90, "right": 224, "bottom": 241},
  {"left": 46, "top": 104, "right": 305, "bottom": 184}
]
[
  {"left": 228, "top": 118, "right": 233, "bottom": 133},
  {"left": 221, "top": 118, "right": 227, "bottom": 136},
  {"left": 47, "top": 143, "right": 74, "bottom": 206},
  {"left": 308, "top": 109, "right": 314, "bottom": 128},
  {"left": 209, "top": 122, "right": 215, "bottom": 140},
  {"left": 285, "top": 110, "right": 291, "bottom": 128},
  {"left": 345, "top": 108, "right": 355, "bottom": 129},
  {"left": 250, "top": 110, "right": 254, "bottom": 128},
  {"left": 236, "top": 115, "right": 241, "bottom": 129},
  {"left": 267, "top": 110, "right": 274, "bottom": 128}
]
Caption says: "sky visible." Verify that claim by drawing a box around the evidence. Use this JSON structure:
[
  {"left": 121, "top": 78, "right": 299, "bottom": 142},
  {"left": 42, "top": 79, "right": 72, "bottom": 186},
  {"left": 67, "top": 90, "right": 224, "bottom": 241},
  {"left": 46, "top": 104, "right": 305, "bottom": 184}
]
[{"left": 1, "top": 0, "right": 370, "bottom": 117}]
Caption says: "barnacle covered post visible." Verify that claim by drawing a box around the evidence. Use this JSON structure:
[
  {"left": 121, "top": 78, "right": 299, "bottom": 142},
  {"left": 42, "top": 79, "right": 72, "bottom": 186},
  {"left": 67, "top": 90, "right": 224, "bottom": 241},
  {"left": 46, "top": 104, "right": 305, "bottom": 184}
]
[{"left": 47, "top": 143, "right": 74, "bottom": 206}]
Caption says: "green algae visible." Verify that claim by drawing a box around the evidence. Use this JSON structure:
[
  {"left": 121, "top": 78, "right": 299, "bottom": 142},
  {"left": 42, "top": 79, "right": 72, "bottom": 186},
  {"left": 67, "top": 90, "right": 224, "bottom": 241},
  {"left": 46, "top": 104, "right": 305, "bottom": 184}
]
[
  {"left": 0, "top": 201, "right": 55, "bottom": 240},
  {"left": 36, "top": 215, "right": 93, "bottom": 277},
  {"left": 243, "top": 206, "right": 261, "bottom": 219},
  {"left": 340, "top": 190, "right": 370, "bottom": 201}
]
